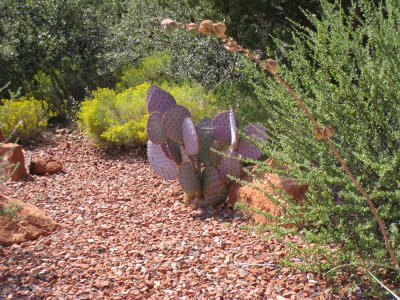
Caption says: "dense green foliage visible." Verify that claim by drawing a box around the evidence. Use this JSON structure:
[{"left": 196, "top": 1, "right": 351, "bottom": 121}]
[
  {"left": 0, "top": 98, "right": 48, "bottom": 142},
  {"left": 234, "top": 0, "right": 400, "bottom": 267},
  {"left": 78, "top": 82, "right": 219, "bottom": 147},
  {"left": 0, "top": 0, "right": 121, "bottom": 117},
  {"left": 0, "top": 0, "right": 320, "bottom": 120}
]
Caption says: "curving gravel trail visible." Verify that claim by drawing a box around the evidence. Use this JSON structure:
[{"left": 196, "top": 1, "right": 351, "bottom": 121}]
[{"left": 1, "top": 131, "right": 362, "bottom": 299}]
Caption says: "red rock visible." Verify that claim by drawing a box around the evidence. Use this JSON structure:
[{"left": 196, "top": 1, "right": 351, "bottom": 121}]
[
  {"left": 0, "top": 195, "right": 60, "bottom": 246},
  {"left": 30, "top": 159, "right": 47, "bottom": 175},
  {"left": 30, "top": 159, "right": 63, "bottom": 175},
  {"left": 46, "top": 160, "right": 63, "bottom": 174},
  {"left": 0, "top": 143, "right": 29, "bottom": 181},
  {"left": 227, "top": 161, "right": 308, "bottom": 225}
]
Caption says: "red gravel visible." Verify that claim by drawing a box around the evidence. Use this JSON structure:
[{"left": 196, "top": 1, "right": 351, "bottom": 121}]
[{"left": 0, "top": 131, "right": 366, "bottom": 299}]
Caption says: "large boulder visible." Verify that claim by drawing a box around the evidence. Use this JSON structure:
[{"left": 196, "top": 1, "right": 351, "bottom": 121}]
[
  {"left": 0, "top": 143, "right": 30, "bottom": 181},
  {"left": 228, "top": 161, "right": 308, "bottom": 225},
  {"left": 0, "top": 195, "right": 60, "bottom": 246}
]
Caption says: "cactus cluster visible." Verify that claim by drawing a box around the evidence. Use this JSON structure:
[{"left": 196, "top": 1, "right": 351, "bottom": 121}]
[{"left": 146, "top": 85, "right": 267, "bottom": 206}]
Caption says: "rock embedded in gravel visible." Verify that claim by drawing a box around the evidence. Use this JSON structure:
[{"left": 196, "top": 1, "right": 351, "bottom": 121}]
[{"left": 0, "top": 195, "right": 60, "bottom": 246}]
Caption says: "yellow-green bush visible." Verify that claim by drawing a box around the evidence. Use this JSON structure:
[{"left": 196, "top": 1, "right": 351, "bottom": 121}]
[
  {"left": 0, "top": 97, "right": 48, "bottom": 142},
  {"left": 78, "top": 83, "right": 150, "bottom": 147},
  {"left": 117, "top": 52, "right": 172, "bottom": 91},
  {"left": 78, "top": 81, "right": 219, "bottom": 148},
  {"left": 161, "top": 82, "right": 219, "bottom": 123}
]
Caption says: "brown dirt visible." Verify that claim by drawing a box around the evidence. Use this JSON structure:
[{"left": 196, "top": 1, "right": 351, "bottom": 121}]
[{"left": 0, "top": 131, "right": 370, "bottom": 299}]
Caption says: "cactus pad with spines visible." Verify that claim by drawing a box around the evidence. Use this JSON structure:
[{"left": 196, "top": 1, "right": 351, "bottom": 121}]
[
  {"left": 203, "top": 166, "right": 228, "bottom": 205},
  {"left": 237, "top": 123, "right": 267, "bottom": 160},
  {"left": 178, "top": 162, "right": 201, "bottom": 198},
  {"left": 197, "top": 117, "right": 213, "bottom": 131},
  {"left": 182, "top": 117, "right": 200, "bottom": 156},
  {"left": 145, "top": 86, "right": 266, "bottom": 207},
  {"left": 163, "top": 105, "right": 191, "bottom": 144},
  {"left": 147, "top": 141, "right": 178, "bottom": 180},
  {"left": 229, "top": 109, "right": 239, "bottom": 150},
  {"left": 197, "top": 128, "right": 214, "bottom": 166},
  {"left": 165, "top": 139, "right": 182, "bottom": 165},
  {"left": 212, "top": 111, "right": 233, "bottom": 145},
  {"left": 147, "top": 112, "right": 167, "bottom": 144},
  {"left": 219, "top": 148, "right": 243, "bottom": 181},
  {"left": 147, "top": 85, "right": 176, "bottom": 113}
]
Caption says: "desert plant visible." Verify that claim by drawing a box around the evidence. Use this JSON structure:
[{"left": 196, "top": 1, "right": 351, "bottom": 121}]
[
  {"left": 78, "top": 83, "right": 150, "bottom": 147},
  {"left": 0, "top": 97, "right": 48, "bottom": 142},
  {"left": 161, "top": 0, "right": 400, "bottom": 272},
  {"left": 116, "top": 51, "right": 173, "bottom": 91},
  {"left": 0, "top": 201, "right": 21, "bottom": 219},
  {"left": 146, "top": 85, "right": 267, "bottom": 205},
  {"left": 78, "top": 82, "right": 220, "bottom": 148}
]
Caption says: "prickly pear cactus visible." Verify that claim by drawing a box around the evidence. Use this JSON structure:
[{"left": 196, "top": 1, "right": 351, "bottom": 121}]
[{"left": 146, "top": 85, "right": 267, "bottom": 206}]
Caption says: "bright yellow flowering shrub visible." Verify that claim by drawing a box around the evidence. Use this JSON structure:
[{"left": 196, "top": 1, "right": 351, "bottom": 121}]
[{"left": 0, "top": 97, "right": 48, "bottom": 142}]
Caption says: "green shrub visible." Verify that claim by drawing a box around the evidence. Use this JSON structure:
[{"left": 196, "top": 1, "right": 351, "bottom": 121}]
[
  {"left": 235, "top": 0, "right": 400, "bottom": 267},
  {"left": 117, "top": 51, "right": 173, "bottom": 90},
  {"left": 160, "top": 82, "right": 220, "bottom": 123},
  {"left": 0, "top": 97, "right": 48, "bottom": 142},
  {"left": 78, "top": 81, "right": 220, "bottom": 148},
  {"left": 78, "top": 83, "right": 150, "bottom": 147}
]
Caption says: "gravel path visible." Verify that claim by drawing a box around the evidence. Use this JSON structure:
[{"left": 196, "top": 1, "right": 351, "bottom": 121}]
[{"left": 1, "top": 132, "right": 361, "bottom": 299}]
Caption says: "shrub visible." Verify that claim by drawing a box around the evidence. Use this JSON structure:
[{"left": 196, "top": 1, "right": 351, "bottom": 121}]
[
  {"left": 78, "top": 83, "right": 150, "bottom": 147},
  {"left": 235, "top": 0, "right": 400, "bottom": 267},
  {"left": 117, "top": 51, "right": 173, "bottom": 90},
  {"left": 0, "top": 97, "right": 48, "bottom": 142},
  {"left": 159, "top": 82, "right": 220, "bottom": 123},
  {"left": 78, "top": 81, "right": 220, "bottom": 148}
]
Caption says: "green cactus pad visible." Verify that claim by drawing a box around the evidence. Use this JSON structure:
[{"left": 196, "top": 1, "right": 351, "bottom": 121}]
[
  {"left": 147, "top": 112, "right": 167, "bottom": 144},
  {"left": 163, "top": 105, "right": 191, "bottom": 144},
  {"left": 203, "top": 166, "right": 228, "bottom": 205},
  {"left": 178, "top": 162, "right": 201, "bottom": 198},
  {"left": 197, "top": 129, "right": 214, "bottom": 166},
  {"left": 209, "top": 140, "right": 223, "bottom": 167}
]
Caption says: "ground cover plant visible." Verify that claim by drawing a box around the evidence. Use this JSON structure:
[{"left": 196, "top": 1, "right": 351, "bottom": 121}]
[{"left": 160, "top": 0, "right": 400, "bottom": 294}]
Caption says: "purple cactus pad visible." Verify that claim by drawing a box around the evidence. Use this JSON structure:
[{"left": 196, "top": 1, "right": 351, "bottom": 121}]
[
  {"left": 163, "top": 105, "right": 191, "bottom": 144},
  {"left": 203, "top": 166, "right": 228, "bottom": 205},
  {"left": 182, "top": 117, "right": 199, "bottom": 156},
  {"left": 229, "top": 109, "right": 239, "bottom": 150},
  {"left": 212, "top": 111, "right": 237, "bottom": 146},
  {"left": 147, "top": 112, "right": 167, "bottom": 144},
  {"left": 166, "top": 139, "right": 182, "bottom": 165},
  {"left": 244, "top": 123, "right": 268, "bottom": 140},
  {"left": 147, "top": 85, "right": 177, "bottom": 114},
  {"left": 237, "top": 123, "right": 267, "bottom": 160},
  {"left": 147, "top": 141, "right": 178, "bottom": 180},
  {"left": 219, "top": 148, "right": 243, "bottom": 180}
]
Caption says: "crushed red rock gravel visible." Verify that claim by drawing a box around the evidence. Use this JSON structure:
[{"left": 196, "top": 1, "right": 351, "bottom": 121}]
[{"left": 1, "top": 131, "right": 369, "bottom": 299}]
